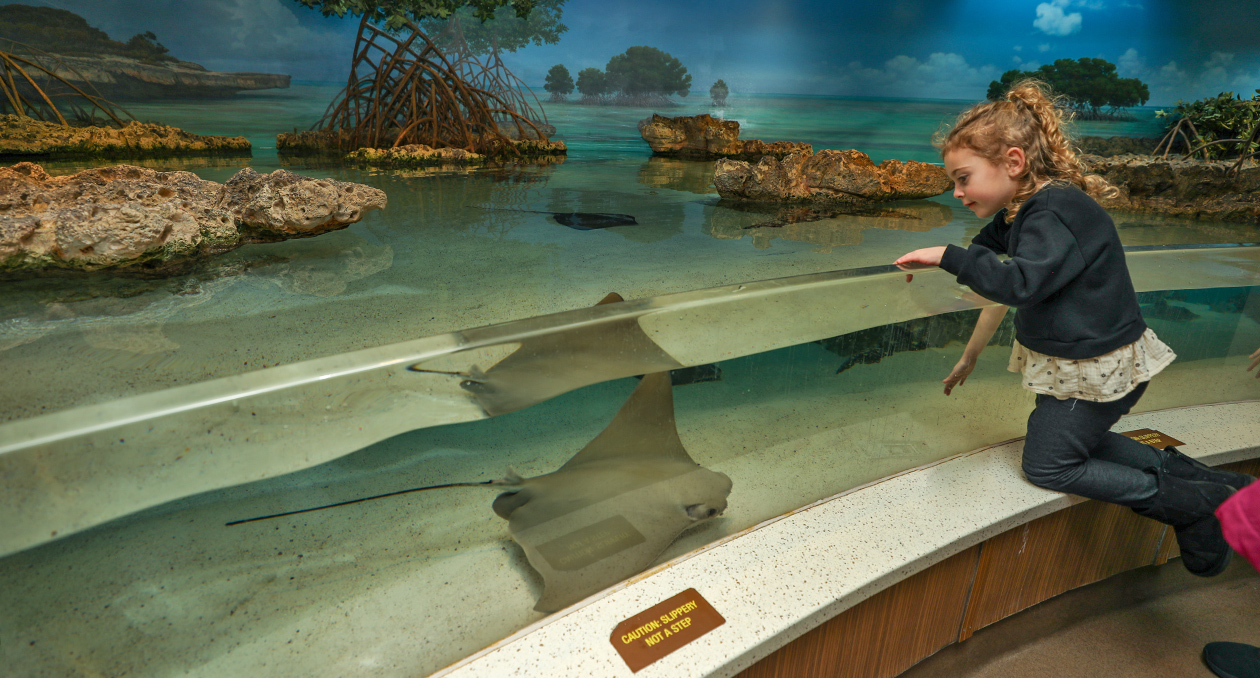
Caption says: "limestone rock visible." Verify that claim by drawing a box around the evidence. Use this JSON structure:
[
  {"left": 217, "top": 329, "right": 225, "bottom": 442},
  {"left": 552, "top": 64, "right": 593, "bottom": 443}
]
[
  {"left": 714, "top": 149, "right": 951, "bottom": 204},
  {"left": 0, "top": 114, "right": 250, "bottom": 159},
  {"left": 1083, "top": 154, "right": 1260, "bottom": 222},
  {"left": 0, "top": 162, "right": 386, "bottom": 278},
  {"left": 638, "top": 114, "right": 811, "bottom": 160}
]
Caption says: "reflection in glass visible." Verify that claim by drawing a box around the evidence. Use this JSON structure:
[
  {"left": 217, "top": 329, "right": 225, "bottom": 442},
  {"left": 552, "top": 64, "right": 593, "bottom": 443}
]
[
  {"left": 637, "top": 156, "right": 717, "bottom": 195},
  {"left": 706, "top": 200, "right": 953, "bottom": 250}
]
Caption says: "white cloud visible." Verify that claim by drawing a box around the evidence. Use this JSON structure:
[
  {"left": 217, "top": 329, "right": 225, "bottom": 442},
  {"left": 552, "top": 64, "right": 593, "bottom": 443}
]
[
  {"left": 1205, "top": 52, "right": 1235, "bottom": 70},
  {"left": 829, "top": 52, "right": 1001, "bottom": 99},
  {"left": 1039, "top": 44, "right": 1052, "bottom": 53},
  {"left": 1014, "top": 45, "right": 1023, "bottom": 53},
  {"left": 1116, "top": 48, "right": 1144, "bottom": 76},
  {"left": 1158, "top": 61, "right": 1186, "bottom": 83},
  {"left": 1034, "top": 1, "right": 1082, "bottom": 36}
]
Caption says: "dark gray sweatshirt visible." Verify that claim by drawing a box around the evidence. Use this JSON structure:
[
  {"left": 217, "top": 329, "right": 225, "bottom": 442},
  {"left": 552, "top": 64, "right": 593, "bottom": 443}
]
[{"left": 939, "top": 183, "right": 1146, "bottom": 359}]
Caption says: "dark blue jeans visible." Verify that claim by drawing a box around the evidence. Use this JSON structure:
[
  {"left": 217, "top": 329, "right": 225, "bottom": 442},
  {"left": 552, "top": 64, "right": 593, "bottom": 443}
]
[{"left": 1022, "top": 381, "right": 1160, "bottom": 507}]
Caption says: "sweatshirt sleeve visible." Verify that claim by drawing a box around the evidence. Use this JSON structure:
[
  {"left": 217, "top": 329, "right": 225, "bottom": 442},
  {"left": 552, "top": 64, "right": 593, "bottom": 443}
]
[{"left": 939, "top": 208, "right": 1088, "bottom": 308}]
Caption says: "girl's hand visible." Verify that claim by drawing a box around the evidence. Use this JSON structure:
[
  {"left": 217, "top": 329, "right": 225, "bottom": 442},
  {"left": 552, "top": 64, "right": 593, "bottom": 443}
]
[
  {"left": 943, "top": 353, "right": 976, "bottom": 395},
  {"left": 895, "top": 246, "right": 948, "bottom": 271},
  {"left": 1249, "top": 347, "right": 1260, "bottom": 378}
]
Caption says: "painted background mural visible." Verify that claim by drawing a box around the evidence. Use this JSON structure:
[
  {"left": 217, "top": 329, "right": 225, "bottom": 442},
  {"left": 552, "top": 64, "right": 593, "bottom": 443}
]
[{"left": 4, "top": 0, "right": 1257, "bottom": 103}]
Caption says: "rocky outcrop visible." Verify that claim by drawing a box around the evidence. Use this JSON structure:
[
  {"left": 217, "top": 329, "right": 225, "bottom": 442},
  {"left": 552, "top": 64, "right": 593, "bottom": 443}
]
[
  {"left": 22, "top": 53, "right": 289, "bottom": 99},
  {"left": 1083, "top": 154, "right": 1260, "bottom": 222},
  {"left": 0, "top": 115, "right": 250, "bottom": 159},
  {"left": 714, "top": 149, "right": 951, "bottom": 204},
  {"left": 638, "top": 113, "right": 810, "bottom": 160},
  {"left": 0, "top": 162, "right": 386, "bottom": 278}
]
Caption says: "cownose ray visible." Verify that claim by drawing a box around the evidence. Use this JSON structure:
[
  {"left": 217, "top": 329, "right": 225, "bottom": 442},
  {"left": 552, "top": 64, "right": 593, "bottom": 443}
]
[
  {"left": 491, "top": 370, "right": 732, "bottom": 612},
  {"left": 417, "top": 292, "right": 686, "bottom": 417},
  {"left": 471, "top": 206, "right": 638, "bottom": 230},
  {"left": 224, "top": 370, "right": 733, "bottom": 614}
]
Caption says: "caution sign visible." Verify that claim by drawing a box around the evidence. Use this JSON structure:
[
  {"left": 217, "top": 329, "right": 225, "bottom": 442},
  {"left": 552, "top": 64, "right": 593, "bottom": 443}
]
[
  {"left": 1120, "top": 428, "right": 1186, "bottom": 449},
  {"left": 610, "top": 588, "right": 725, "bottom": 672}
]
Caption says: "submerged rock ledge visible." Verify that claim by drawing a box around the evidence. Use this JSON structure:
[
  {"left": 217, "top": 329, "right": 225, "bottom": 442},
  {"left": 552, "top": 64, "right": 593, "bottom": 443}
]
[
  {"left": 639, "top": 113, "right": 811, "bottom": 160},
  {"left": 277, "top": 130, "right": 567, "bottom": 163},
  {"left": 0, "top": 162, "right": 386, "bottom": 278},
  {"left": 714, "top": 149, "right": 951, "bottom": 204},
  {"left": 0, "top": 115, "right": 250, "bottom": 159},
  {"left": 342, "top": 141, "right": 567, "bottom": 167}
]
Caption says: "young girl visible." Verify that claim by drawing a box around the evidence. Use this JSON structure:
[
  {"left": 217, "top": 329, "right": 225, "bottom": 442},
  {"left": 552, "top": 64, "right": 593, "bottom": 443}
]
[{"left": 894, "top": 80, "right": 1254, "bottom": 577}]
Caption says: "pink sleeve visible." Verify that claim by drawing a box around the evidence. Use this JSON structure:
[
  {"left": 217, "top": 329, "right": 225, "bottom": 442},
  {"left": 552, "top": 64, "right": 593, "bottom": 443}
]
[{"left": 1217, "top": 480, "right": 1260, "bottom": 572}]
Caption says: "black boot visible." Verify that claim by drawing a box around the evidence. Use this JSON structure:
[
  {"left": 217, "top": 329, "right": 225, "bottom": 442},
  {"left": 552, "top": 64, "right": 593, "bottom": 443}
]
[
  {"left": 1132, "top": 467, "right": 1236, "bottom": 577},
  {"left": 1203, "top": 642, "right": 1260, "bottom": 678},
  {"left": 1161, "top": 446, "right": 1255, "bottom": 491}
]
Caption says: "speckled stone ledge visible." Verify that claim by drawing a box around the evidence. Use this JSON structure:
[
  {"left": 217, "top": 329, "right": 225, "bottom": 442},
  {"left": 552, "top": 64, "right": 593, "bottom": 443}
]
[{"left": 433, "top": 400, "right": 1260, "bottom": 678}]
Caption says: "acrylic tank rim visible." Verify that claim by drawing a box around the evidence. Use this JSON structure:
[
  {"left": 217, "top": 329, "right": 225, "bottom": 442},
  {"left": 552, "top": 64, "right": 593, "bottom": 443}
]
[{"left": 431, "top": 399, "right": 1260, "bottom": 678}]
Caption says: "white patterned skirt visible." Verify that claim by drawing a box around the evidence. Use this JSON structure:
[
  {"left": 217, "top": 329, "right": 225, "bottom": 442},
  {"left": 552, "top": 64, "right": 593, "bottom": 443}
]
[{"left": 1008, "top": 328, "right": 1176, "bottom": 402}]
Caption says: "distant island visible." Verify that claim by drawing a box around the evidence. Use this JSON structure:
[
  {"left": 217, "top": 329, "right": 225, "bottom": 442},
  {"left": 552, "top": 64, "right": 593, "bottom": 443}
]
[{"left": 0, "top": 4, "right": 289, "bottom": 99}]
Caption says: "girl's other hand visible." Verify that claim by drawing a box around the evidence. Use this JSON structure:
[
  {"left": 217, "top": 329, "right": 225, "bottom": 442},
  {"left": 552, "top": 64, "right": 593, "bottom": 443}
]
[
  {"left": 1249, "top": 347, "right": 1260, "bottom": 378},
  {"left": 943, "top": 353, "right": 976, "bottom": 395},
  {"left": 895, "top": 246, "right": 947, "bottom": 271}
]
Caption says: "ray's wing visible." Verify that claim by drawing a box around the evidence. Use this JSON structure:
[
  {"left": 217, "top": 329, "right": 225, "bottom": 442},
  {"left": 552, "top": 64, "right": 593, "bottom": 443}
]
[
  {"left": 455, "top": 293, "right": 683, "bottom": 417},
  {"left": 560, "top": 371, "right": 695, "bottom": 471}
]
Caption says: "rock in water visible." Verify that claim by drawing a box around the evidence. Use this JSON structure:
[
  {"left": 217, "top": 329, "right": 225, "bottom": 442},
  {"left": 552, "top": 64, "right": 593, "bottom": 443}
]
[
  {"left": 0, "top": 114, "right": 251, "bottom": 159},
  {"left": 638, "top": 113, "right": 811, "bottom": 161},
  {"left": 0, "top": 163, "right": 387, "bottom": 278}
]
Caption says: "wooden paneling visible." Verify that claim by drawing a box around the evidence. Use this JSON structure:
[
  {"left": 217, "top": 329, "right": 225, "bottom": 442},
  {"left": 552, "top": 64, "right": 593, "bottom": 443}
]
[
  {"left": 737, "top": 546, "right": 980, "bottom": 678},
  {"left": 957, "top": 498, "right": 1166, "bottom": 640}
]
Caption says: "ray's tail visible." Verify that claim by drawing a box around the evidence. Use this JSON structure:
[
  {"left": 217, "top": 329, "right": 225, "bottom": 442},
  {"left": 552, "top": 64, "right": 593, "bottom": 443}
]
[{"left": 225, "top": 471, "right": 523, "bottom": 526}]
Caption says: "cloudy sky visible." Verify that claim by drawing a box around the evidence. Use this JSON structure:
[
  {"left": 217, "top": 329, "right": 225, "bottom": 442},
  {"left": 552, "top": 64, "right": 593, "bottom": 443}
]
[{"left": 5, "top": 0, "right": 1260, "bottom": 105}]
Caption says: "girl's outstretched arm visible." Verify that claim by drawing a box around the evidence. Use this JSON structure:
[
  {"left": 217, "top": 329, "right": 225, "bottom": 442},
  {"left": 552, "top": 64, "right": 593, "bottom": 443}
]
[
  {"left": 895, "top": 246, "right": 947, "bottom": 270},
  {"left": 944, "top": 305, "right": 1009, "bottom": 395}
]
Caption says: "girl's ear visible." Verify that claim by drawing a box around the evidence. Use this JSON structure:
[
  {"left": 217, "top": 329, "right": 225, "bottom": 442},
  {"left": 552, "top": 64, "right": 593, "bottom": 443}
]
[{"left": 1004, "top": 146, "right": 1027, "bottom": 177}]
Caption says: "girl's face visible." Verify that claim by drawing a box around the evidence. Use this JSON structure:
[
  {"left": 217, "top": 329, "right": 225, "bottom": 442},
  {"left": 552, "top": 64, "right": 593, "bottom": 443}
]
[{"left": 942, "top": 146, "right": 1025, "bottom": 219}]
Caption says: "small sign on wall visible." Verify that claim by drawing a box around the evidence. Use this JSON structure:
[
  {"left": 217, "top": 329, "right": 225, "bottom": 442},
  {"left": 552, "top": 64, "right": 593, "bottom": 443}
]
[
  {"left": 610, "top": 588, "right": 725, "bottom": 672},
  {"left": 1120, "top": 428, "right": 1186, "bottom": 449}
]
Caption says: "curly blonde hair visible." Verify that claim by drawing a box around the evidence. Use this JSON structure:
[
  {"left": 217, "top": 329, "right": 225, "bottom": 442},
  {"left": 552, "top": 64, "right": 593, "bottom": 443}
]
[{"left": 935, "top": 79, "right": 1117, "bottom": 222}]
